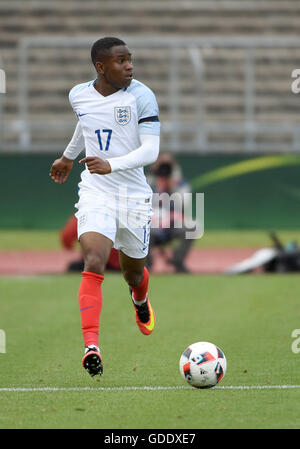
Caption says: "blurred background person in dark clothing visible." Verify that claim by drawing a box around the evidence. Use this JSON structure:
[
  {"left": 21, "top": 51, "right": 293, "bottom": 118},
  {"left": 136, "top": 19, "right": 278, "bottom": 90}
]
[{"left": 147, "top": 153, "right": 196, "bottom": 273}]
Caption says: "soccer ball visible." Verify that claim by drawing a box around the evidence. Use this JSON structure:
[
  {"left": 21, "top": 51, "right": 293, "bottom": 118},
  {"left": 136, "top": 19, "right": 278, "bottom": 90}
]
[{"left": 179, "top": 341, "right": 227, "bottom": 389}]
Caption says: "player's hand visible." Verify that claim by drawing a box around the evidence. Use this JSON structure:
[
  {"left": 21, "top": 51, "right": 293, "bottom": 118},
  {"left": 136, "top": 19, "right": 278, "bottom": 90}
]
[
  {"left": 50, "top": 156, "right": 73, "bottom": 184},
  {"left": 79, "top": 157, "right": 112, "bottom": 175}
]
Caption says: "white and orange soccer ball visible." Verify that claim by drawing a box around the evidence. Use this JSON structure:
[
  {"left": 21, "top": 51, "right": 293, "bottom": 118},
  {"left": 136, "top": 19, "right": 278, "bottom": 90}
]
[{"left": 179, "top": 341, "right": 227, "bottom": 389}]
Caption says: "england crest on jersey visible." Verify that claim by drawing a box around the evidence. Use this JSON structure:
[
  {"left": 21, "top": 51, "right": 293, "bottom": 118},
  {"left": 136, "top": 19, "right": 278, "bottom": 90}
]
[{"left": 115, "top": 106, "right": 131, "bottom": 125}]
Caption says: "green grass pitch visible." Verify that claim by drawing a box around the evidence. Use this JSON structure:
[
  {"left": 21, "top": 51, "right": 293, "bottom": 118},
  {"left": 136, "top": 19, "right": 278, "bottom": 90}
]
[
  {"left": 1, "top": 272, "right": 300, "bottom": 429},
  {"left": 2, "top": 228, "right": 300, "bottom": 249}
]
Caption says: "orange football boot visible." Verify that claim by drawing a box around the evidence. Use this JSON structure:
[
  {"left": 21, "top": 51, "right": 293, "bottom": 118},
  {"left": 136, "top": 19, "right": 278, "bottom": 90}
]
[
  {"left": 82, "top": 346, "right": 103, "bottom": 377},
  {"left": 130, "top": 289, "right": 155, "bottom": 335}
]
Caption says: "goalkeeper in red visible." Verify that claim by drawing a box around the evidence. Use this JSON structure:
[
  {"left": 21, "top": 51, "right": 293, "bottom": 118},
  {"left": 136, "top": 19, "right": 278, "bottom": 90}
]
[{"left": 50, "top": 37, "right": 160, "bottom": 377}]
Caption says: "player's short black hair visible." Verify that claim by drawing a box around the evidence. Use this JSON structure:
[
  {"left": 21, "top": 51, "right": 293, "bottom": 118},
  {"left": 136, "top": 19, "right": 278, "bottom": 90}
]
[{"left": 91, "top": 37, "right": 126, "bottom": 66}]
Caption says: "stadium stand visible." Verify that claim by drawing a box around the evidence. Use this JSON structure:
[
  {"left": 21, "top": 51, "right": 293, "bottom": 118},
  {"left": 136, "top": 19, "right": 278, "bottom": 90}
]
[{"left": 0, "top": 0, "right": 300, "bottom": 152}]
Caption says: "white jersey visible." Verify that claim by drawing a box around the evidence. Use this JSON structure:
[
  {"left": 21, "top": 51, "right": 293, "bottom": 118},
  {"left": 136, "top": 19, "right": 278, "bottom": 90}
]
[{"left": 69, "top": 79, "right": 160, "bottom": 199}]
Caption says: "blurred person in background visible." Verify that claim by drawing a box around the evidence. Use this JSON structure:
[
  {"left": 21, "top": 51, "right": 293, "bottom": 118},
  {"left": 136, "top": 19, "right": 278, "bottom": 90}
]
[{"left": 147, "top": 153, "right": 196, "bottom": 273}]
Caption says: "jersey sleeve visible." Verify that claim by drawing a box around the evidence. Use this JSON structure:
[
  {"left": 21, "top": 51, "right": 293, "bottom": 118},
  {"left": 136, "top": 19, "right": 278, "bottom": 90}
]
[
  {"left": 63, "top": 121, "right": 85, "bottom": 160},
  {"left": 131, "top": 82, "right": 160, "bottom": 136},
  {"left": 68, "top": 84, "right": 81, "bottom": 112},
  {"left": 68, "top": 80, "right": 94, "bottom": 115}
]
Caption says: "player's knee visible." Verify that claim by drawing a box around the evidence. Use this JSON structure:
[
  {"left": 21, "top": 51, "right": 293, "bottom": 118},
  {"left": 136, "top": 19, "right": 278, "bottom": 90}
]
[
  {"left": 123, "top": 269, "right": 144, "bottom": 287},
  {"left": 84, "top": 252, "right": 106, "bottom": 275}
]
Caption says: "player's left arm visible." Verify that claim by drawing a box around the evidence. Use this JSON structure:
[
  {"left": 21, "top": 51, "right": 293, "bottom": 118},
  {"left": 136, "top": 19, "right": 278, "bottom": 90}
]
[
  {"left": 106, "top": 84, "right": 160, "bottom": 172},
  {"left": 80, "top": 85, "right": 160, "bottom": 175},
  {"left": 79, "top": 133, "right": 159, "bottom": 174},
  {"left": 107, "top": 133, "right": 159, "bottom": 172}
]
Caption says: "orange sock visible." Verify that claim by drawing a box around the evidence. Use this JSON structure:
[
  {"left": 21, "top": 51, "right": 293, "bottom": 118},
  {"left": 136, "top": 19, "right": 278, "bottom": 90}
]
[
  {"left": 131, "top": 267, "right": 149, "bottom": 301},
  {"left": 78, "top": 271, "right": 104, "bottom": 348}
]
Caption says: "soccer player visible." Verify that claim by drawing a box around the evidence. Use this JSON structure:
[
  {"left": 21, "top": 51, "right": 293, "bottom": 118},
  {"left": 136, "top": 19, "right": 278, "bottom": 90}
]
[{"left": 50, "top": 37, "right": 160, "bottom": 377}]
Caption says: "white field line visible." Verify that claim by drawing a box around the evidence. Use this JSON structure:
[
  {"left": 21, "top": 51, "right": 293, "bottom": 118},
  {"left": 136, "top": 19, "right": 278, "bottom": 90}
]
[{"left": 0, "top": 385, "right": 300, "bottom": 392}]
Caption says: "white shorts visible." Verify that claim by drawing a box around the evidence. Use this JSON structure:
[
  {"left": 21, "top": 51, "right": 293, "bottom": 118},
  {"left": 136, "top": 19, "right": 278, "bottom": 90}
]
[{"left": 75, "top": 192, "right": 153, "bottom": 259}]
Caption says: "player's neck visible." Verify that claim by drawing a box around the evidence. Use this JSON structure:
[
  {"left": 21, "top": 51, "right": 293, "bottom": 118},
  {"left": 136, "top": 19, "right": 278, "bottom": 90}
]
[{"left": 93, "top": 79, "right": 120, "bottom": 97}]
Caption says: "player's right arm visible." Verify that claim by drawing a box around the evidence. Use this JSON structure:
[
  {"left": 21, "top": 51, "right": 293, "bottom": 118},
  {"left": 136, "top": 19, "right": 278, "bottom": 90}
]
[
  {"left": 50, "top": 121, "right": 84, "bottom": 184},
  {"left": 50, "top": 155, "right": 73, "bottom": 184},
  {"left": 50, "top": 82, "right": 91, "bottom": 184}
]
